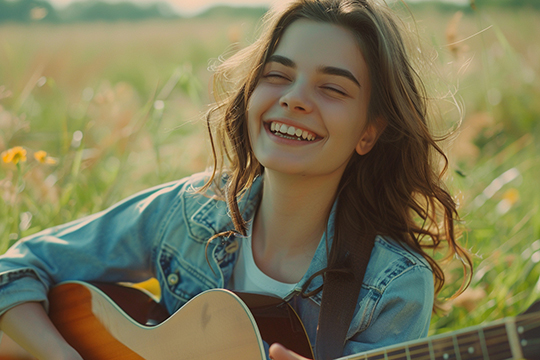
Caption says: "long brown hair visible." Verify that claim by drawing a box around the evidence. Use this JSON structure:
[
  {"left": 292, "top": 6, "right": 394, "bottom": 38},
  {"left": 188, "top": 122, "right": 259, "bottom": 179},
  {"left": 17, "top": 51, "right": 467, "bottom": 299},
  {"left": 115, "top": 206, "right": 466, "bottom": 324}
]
[{"left": 203, "top": 0, "right": 472, "bottom": 308}]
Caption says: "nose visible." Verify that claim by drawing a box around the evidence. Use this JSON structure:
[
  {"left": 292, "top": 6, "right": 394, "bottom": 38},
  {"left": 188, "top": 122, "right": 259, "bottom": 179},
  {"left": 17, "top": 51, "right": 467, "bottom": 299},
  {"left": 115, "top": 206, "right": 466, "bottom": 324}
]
[{"left": 279, "top": 80, "right": 313, "bottom": 113}]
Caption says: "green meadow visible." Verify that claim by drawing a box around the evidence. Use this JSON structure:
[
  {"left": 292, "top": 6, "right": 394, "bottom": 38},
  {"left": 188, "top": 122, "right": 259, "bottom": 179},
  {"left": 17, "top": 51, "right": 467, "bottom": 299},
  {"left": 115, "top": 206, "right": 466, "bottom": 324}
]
[{"left": 1, "top": 4, "right": 539, "bottom": 337}]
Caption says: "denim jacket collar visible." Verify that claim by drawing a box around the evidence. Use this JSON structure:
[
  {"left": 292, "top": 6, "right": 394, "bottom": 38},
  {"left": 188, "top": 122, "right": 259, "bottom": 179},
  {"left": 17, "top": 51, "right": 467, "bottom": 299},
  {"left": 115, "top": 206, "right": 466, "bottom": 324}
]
[{"left": 186, "top": 175, "right": 263, "bottom": 242}]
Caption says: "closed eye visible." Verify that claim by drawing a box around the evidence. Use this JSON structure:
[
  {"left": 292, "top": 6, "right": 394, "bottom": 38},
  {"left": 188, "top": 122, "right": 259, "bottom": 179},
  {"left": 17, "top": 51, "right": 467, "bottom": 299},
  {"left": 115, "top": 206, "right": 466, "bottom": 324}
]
[
  {"left": 264, "top": 72, "right": 288, "bottom": 79},
  {"left": 322, "top": 86, "right": 348, "bottom": 97},
  {"left": 262, "top": 72, "right": 291, "bottom": 84}
]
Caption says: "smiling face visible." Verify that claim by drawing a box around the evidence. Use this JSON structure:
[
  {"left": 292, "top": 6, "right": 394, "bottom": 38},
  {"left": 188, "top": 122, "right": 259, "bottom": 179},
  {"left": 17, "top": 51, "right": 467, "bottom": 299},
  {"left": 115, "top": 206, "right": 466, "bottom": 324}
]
[{"left": 247, "top": 19, "right": 379, "bottom": 182}]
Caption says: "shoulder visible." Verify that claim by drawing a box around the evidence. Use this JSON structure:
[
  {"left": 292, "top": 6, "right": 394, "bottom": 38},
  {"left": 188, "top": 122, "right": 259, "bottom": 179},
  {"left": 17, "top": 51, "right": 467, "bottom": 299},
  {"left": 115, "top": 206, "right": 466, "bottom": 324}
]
[
  {"left": 345, "top": 236, "right": 434, "bottom": 343},
  {"left": 364, "top": 235, "right": 433, "bottom": 292},
  {"left": 140, "top": 171, "right": 227, "bottom": 230},
  {"left": 152, "top": 171, "right": 215, "bottom": 195},
  {"left": 157, "top": 171, "right": 262, "bottom": 241},
  {"left": 129, "top": 171, "right": 222, "bottom": 209},
  {"left": 96, "top": 171, "right": 225, "bottom": 236}
]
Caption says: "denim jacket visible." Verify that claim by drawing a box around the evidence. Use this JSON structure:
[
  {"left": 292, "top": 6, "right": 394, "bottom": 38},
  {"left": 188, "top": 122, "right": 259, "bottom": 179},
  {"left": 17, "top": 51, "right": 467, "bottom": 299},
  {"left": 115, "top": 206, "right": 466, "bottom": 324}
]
[{"left": 0, "top": 172, "right": 434, "bottom": 357}]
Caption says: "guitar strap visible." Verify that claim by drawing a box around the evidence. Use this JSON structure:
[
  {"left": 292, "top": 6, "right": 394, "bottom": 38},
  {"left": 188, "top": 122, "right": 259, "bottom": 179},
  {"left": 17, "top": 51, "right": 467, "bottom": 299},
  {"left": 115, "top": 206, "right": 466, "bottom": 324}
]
[{"left": 314, "top": 224, "right": 375, "bottom": 360}]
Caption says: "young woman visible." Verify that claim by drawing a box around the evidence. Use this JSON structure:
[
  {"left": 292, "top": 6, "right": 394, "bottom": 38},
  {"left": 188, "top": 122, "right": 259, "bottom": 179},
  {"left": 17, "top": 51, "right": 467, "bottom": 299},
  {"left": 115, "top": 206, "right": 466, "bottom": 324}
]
[{"left": 0, "top": 0, "right": 472, "bottom": 359}]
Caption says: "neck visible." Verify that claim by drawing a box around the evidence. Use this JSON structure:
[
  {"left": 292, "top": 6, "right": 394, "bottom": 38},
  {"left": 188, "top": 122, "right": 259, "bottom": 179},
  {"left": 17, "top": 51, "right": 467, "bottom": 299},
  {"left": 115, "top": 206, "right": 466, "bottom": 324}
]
[{"left": 250, "top": 170, "right": 342, "bottom": 282}]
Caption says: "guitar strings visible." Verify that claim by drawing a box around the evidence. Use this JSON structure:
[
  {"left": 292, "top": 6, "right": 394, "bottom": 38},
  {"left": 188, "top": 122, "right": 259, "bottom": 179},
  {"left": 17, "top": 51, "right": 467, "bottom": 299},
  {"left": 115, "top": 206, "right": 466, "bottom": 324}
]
[
  {"left": 516, "top": 314, "right": 540, "bottom": 332},
  {"left": 358, "top": 326, "right": 513, "bottom": 360},
  {"left": 354, "top": 313, "right": 540, "bottom": 360}
]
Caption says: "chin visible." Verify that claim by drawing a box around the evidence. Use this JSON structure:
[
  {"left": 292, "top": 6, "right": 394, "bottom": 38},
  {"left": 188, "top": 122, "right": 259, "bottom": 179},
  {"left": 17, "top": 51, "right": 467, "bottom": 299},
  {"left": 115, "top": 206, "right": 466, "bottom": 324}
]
[{"left": 258, "top": 159, "right": 308, "bottom": 177}]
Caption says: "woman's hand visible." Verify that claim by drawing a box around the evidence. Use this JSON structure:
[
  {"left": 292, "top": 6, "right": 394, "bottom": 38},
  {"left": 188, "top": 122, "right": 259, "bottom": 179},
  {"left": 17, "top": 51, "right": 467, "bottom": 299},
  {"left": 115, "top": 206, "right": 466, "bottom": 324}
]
[{"left": 269, "top": 343, "right": 312, "bottom": 360}]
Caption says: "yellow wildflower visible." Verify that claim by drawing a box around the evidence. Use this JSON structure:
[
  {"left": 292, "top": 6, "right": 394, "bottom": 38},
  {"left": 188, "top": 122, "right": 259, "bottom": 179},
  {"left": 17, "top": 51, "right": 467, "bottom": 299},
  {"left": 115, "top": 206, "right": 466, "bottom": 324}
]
[
  {"left": 1, "top": 146, "right": 27, "bottom": 165},
  {"left": 502, "top": 188, "right": 520, "bottom": 205},
  {"left": 34, "top": 150, "right": 57, "bottom": 165}
]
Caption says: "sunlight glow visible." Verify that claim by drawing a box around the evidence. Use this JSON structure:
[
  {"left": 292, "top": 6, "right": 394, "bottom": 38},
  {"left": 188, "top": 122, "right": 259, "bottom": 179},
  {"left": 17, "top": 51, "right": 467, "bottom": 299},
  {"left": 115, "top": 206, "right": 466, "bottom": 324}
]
[{"left": 46, "top": 0, "right": 470, "bottom": 16}]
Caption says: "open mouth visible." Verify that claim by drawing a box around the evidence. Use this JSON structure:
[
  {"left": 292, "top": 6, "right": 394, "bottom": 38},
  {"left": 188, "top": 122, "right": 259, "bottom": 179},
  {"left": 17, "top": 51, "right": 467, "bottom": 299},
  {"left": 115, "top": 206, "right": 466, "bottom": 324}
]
[{"left": 268, "top": 121, "right": 319, "bottom": 141}]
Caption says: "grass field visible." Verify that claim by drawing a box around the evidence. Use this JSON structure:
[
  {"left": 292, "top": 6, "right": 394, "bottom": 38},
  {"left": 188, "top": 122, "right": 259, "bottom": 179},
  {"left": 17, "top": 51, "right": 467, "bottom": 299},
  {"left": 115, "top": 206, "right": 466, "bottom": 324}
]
[{"left": 1, "top": 4, "right": 539, "bottom": 338}]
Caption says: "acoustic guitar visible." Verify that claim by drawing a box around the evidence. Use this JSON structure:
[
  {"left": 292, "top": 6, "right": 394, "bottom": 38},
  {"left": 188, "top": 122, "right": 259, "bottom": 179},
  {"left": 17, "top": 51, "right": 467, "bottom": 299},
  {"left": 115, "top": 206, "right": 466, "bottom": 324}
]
[{"left": 47, "top": 281, "right": 540, "bottom": 360}]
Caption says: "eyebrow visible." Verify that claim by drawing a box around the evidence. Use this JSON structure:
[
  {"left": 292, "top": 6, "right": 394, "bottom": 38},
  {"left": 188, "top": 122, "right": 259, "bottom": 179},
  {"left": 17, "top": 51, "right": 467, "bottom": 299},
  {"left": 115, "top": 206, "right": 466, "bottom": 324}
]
[{"left": 266, "top": 54, "right": 361, "bottom": 88}]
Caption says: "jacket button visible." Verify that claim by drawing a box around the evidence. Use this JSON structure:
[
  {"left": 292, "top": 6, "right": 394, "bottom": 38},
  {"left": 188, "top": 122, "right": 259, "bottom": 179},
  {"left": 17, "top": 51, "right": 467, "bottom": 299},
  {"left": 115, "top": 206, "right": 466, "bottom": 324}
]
[
  {"left": 167, "top": 273, "right": 179, "bottom": 286},
  {"left": 225, "top": 239, "right": 239, "bottom": 254}
]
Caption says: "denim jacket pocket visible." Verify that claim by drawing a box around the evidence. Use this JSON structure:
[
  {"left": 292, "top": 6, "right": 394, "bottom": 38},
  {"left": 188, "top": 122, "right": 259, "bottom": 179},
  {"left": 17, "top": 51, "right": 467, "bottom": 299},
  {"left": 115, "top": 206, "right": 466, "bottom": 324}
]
[
  {"left": 158, "top": 244, "right": 216, "bottom": 313},
  {"left": 346, "top": 285, "right": 381, "bottom": 339}
]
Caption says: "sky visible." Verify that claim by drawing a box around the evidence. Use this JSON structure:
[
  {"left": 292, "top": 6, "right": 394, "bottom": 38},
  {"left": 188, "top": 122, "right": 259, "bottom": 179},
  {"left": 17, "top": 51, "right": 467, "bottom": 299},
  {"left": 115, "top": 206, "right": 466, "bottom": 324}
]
[
  {"left": 48, "top": 0, "right": 469, "bottom": 16},
  {"left": 48, "top": 0, "right": 295, "bottom": 14}
]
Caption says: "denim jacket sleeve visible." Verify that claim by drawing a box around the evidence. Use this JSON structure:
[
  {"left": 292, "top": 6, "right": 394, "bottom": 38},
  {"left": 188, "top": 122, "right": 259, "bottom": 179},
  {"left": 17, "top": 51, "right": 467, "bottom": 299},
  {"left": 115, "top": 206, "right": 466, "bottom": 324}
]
[
  {"left": 343, "top": 263, "right": 434, "bottom": 356},
  {"left": 0, "top": 177, "right": 196, "bottom": 317}
]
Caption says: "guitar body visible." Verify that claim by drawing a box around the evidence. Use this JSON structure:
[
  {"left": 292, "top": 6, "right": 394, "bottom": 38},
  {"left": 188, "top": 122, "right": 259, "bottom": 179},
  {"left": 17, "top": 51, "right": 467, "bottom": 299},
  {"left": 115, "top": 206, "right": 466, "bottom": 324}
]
[
  {"left": 48, "top": 281, "right": 313, "bottom": 360},
  {"left": 49, "top": 281, "right": 540, "bottom": 360}
]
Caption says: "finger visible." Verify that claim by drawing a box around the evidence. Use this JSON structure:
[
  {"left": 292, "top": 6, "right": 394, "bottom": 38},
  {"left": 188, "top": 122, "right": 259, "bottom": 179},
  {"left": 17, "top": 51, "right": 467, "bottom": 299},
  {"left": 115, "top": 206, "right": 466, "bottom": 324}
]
[{"left": 269, "top": 343, "right": 309, "bottom": 360}]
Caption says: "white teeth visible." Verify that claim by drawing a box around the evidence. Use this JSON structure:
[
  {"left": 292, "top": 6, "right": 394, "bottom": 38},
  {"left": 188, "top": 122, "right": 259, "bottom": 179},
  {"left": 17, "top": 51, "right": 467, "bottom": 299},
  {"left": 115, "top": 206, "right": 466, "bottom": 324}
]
[{"left": 269, "top": 121, "right": 316, "bottom": 141}]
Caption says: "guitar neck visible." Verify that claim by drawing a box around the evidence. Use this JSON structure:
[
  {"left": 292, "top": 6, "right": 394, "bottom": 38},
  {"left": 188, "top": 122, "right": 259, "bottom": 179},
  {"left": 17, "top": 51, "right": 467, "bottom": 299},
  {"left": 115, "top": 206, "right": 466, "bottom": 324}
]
[{"left": 339, "top": 312, "right": 540, "bottom": 360}]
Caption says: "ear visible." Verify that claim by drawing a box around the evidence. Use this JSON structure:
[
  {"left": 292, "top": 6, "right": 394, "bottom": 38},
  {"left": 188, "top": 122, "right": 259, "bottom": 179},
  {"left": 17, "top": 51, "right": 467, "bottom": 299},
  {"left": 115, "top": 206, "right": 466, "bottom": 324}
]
[{"left": 355, "top": 118, "right": 387, "bottom": 156}]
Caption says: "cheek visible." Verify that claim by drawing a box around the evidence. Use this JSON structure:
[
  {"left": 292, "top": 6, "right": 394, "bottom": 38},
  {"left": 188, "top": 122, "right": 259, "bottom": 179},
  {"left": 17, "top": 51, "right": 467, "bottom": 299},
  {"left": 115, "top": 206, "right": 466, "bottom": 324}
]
[
  {"left": 246, "top": 90, "right": 260, "bottom": 124},
  {"left": 249, "top": 82, "right": 281, "bottom": 111},
  {"left": 246, "top": 98, "right": 258, "bottom": 136},
  {"left": 246, "top": 105, "right": 262, "bottom": 151},
  {"left": 247, "top": 86, "right": 273, "bottom": 129},
  {"left": 326, "top": 111, "right": 366, "bottom": 150}
]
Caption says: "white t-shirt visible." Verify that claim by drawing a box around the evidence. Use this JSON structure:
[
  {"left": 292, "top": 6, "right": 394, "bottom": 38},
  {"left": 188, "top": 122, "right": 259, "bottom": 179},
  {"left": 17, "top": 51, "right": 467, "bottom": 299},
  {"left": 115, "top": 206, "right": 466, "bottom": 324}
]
[{"left": 228, "top": 222, "right": 297, "bottom": 298}]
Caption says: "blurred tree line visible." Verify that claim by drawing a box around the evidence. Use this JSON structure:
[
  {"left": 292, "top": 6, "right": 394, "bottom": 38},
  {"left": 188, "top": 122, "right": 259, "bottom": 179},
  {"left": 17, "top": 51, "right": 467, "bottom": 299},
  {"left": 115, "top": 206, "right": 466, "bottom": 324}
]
[
  {"left": 473, "top": 0, "right": 540, "bottom": 8},
  {"left": 0, "top": 0, "right": 269, "bottom": 22},
  {"left": 0, "top": 0, "right": 178, "bottom": 22},
  {"left": 0, "top": 0, "right": 538, "bottom": 23}
]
